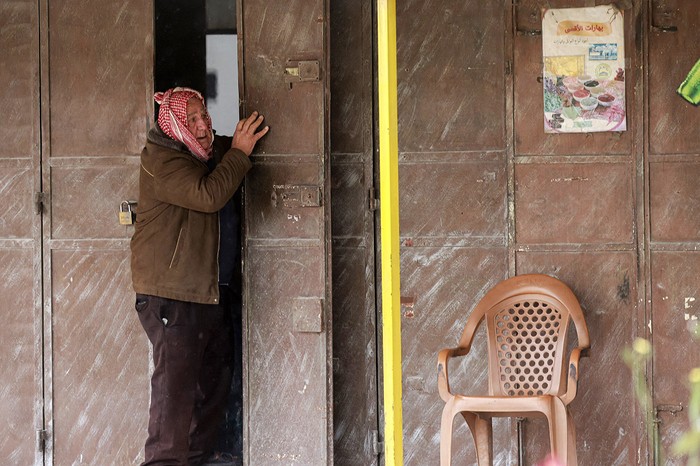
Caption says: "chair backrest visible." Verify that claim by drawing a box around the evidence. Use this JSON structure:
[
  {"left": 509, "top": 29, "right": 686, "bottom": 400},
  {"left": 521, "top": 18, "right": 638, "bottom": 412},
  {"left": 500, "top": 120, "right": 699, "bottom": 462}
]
[{"left": 458, "top": 274, "right": 589, "bottom": 398}]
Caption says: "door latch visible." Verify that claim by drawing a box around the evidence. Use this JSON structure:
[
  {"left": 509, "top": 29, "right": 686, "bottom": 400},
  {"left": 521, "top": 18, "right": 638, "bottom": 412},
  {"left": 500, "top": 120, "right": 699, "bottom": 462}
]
[
  {"left": 284, "top": 60, "right": 320, "bottom": 83},
  {"left": 272, "top": 185, "right": 322, "bottom": 208}
]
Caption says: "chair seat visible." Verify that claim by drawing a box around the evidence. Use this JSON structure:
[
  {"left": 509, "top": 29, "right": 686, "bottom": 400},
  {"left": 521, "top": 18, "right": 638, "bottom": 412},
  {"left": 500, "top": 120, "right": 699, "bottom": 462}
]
[{"left": 447, "top": 394, "right": 560, "bottom": 418}]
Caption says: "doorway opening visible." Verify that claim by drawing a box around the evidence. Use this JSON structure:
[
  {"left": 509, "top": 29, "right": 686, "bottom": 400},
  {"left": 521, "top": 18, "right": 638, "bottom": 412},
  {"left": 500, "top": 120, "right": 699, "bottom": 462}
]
[
  {"left": 154, "top": 0, "right": 239, "bottom": 135},
  {"left": 153, "top": 0, "right": 242, "bottom": 458}
]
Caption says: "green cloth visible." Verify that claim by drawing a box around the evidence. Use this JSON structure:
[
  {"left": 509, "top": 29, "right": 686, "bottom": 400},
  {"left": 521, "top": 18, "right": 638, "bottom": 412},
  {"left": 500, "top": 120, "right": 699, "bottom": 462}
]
[{"left": 678, "top": 58, "right": 700, "bottom": 105}]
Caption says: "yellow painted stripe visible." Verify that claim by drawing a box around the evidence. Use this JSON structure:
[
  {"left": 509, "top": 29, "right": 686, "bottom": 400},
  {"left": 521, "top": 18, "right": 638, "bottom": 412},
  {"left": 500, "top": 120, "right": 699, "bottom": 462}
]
[{"left": 377, "top": 1, "right": 403, "bottom": 464}]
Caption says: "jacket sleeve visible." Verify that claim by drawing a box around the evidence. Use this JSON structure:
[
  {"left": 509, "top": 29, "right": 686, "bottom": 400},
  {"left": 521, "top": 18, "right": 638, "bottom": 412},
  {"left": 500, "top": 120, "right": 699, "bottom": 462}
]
[{"left": 152, "top": 147, "right": 252, "bottom": 213}]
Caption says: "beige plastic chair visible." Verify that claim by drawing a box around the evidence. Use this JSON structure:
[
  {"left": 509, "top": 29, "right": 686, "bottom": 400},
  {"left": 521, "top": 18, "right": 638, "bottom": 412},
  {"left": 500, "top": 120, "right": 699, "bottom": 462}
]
[{"left": 437, "top": 274, "right": 590, "bottom": 466}]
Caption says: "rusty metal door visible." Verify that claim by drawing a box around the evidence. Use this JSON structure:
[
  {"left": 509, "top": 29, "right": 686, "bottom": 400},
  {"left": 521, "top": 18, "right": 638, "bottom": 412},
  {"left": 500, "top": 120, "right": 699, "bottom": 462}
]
[
  {"left": 239, "top": 1, "right": 333, "bottom": 463},
  {"left": 648, "top": 0, "right": 700, "bottom": 463},
  {"left": 394, "top": 0, "right": 697, "bottom": 464},
  {"left": 0, "top": 0, "right": 43, "bottom": 464},
  {"left": 513, "top": 1, "right": 643, "bottom": 464},
  {"left": 38, "top": 0, "right": 153, "bottom": 464},
  {"left": 329, "top": 1, "right": 380, "bottom": 465},
  {"left": 396, "top": 1, "right": 511, "bottom": 464}
]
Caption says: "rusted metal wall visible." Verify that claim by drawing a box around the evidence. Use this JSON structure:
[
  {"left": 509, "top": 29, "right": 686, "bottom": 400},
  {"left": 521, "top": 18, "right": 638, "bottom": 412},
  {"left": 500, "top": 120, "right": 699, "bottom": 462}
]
[
  {"left": 40, "top": 0, "right": 152, "bottom": 464},
  {"left": 329, "top": 1, "right": 379, "bottom": 465},
  {"left": 2, "top": 0, "right": 698, "bottom": 464},
  {"left": 239, "top": 0, "right": 333, "bottom": 463},
  {"left": 396, "top": 0, "right": 698, "bottom": 465},
  {"left": 648, "top": 0, "right": 700, "bottom": 463},
  {"left": 0, "top": 1, "right": 42, "bottom": 464},
  {"left": 513, "top": 5, "right": 643, "bottom": 462},
  {"left": 396, "top": 1, "right": 512, "bottom": 464}
]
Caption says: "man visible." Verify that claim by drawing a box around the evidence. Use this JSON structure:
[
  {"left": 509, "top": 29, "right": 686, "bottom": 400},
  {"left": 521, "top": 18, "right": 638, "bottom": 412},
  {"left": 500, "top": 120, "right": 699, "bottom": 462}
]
[{"left": 130, "top": 87, "right": 268, "bottom": 466}]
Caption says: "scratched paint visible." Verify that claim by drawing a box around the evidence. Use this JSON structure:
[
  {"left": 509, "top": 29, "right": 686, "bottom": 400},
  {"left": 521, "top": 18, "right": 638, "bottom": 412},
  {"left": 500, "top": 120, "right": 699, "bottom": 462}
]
[
  {"left": 242, "top": 0, "right": 332, "bottom": 461},
  {"left": 0, "top": 250, "right": 37, "bottom": 465},
  {"left": 51, "top": 251, "right": 149, "bottom": 465},
  {"left": 4, "top": 1, "right": 698, "bottom": 466}
]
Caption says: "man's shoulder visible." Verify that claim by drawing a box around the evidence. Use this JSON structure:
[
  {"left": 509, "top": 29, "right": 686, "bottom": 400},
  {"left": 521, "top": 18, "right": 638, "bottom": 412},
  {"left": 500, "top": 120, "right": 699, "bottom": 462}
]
[{"left": 146, "top": 126, "right": 188, "bottom": 153}]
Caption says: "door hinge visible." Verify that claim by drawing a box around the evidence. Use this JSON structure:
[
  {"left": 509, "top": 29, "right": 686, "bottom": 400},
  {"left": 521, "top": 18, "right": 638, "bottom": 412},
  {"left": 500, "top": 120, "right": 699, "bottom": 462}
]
[
  {"left": 35, "top": 192, "right": 47, "bottom": 215},
  {"left": 371, "top": 430, "right": 384, "bottom": 456},
  {"left": 37, "top": 429, "right": 48, "bottom": 452},
  {"left": 368, "top": 188, "right": 379, "bottom": 211}
]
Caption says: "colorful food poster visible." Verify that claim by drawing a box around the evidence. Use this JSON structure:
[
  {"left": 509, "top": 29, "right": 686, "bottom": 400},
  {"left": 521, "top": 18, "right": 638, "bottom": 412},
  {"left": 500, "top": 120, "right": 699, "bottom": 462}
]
[{"left": 542, "top": 5, "right": 626, "bottom": 133}]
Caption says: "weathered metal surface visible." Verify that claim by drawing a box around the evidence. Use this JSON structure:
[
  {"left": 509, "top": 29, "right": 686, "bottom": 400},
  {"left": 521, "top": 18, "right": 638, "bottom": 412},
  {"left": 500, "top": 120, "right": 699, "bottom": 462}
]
[
  {"left": 241, "top": 0, "right": 332, "bottom": 463},
  {"left": 245, "top": 159, "right": 323, "bottom": 240},
  {"left": 50, "top": 250, "right": 149, "bottom": 465},
  {"left": 329, "top": 2, "right": 377, "bottom": 461},
  {"left": 514, "top": 161, "right": 634, "bottom": 244},
  {"left": 649, "top": 0, "right": 700, "bottom": 155},
  {"left": 0, "top": 163, "right": 34, "bottom": 238},
  {"left": 400, "top": 155, "right": 507, "bottom": 243},
  {"left": 0, "top": 0, "right": 38, "bottom": 159},
  {"left": 330, "top": 243, "right": 378, "bottom": 464},
  {"left": 397, "top": 1, "right": 506, "bottom": 153},
  {"left": 330, "top": 0, "right": 371, "bottom": 155},
  {"left": 650, "top": 161, "right": 700, "bottom": 241},
  {"left": 0, "top": 2, "right": 697, "bottom": 466},
  {"left": 648, "top": 2, "right": 700, "bottom": 463},
  {"left": 245, "top": 247, "right": 327, "bottom": 463},
  {"left": 651, "top": 252, "right": 699, "bottom": 465},
  {"left": 400, "top": 247, "right": 509, "bottom": 464},
  {"left": 49, "top": 161, "right": 140, "bottom": 240},
  {"left": 0, "top": 249, "right": 39, "bottom": 466},
  {"left": 396, "top": 0, "right": 508, "bottom": 464},
  {"left": 512, "top": 1, "right": 646, "bottom": 462},
  {"left": 0, "top": 1, "right": 42, "bottom": 465},
  {"left": 241, "top": 3, "right": 324, "bottom": 157},
  {"left": 517, "top": 252, "right": 640, "bottom": 465},
  {"left": 41, "top": 0, "right": 152, "bottom": 464},
  {"left": 47, "top": 0, "right": 150, "bottom": 157}
]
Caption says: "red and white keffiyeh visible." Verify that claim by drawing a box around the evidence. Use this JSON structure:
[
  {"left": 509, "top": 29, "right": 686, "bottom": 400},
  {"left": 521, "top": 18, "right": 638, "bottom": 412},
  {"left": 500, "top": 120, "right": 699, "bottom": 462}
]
[{"left": 154, "top": 87, "right": 213, "bottom": 161}]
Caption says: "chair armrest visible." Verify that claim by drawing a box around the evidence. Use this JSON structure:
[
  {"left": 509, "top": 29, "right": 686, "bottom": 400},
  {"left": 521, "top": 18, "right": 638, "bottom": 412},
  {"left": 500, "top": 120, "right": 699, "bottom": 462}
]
[
  {"left": 438, "top": 347, "right": 469, "bottom": 402},
  {"left": 561, "top": 346, "right": 589, "bottom": 405},
  {"left": 437, "top": 349, "right": 454, "bottom": 402}
]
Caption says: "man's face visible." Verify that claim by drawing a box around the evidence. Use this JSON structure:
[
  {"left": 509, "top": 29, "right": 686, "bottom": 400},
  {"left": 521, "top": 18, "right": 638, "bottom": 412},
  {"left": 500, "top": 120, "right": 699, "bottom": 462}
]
[{"left": 186, "top": 97, "right": 212, "bottom": 150}]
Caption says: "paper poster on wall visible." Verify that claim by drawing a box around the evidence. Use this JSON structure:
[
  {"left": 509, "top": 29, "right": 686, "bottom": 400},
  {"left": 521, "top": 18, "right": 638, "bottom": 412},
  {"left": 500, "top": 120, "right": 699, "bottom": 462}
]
[{"left": 542, "top": 5, "right": 626, "bottom": 133}]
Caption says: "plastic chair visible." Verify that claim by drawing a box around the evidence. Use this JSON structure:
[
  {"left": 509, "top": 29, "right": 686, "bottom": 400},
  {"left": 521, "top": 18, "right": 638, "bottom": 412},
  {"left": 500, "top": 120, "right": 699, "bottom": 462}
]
[{"left": 437, "top": 274, "right": 590, "bottom": 466}]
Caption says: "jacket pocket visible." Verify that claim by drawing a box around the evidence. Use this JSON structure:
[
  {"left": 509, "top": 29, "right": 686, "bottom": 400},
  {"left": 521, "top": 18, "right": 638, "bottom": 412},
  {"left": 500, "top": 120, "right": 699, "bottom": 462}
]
[{"left": 169, "top": 227, "right": 184, "bottom": 269}]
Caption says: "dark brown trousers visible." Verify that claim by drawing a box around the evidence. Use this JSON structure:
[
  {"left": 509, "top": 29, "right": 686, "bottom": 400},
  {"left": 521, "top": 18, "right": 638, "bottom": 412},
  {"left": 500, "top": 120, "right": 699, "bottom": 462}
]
[{"left": 135, "top": 290, "right": 234, "bottom": 466}]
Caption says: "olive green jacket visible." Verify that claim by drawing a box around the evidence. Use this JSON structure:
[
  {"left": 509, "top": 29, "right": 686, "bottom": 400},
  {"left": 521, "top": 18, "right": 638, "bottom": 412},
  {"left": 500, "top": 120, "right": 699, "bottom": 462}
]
[{"left": 130, "top": 127, "right": 252, "bottom": 304}]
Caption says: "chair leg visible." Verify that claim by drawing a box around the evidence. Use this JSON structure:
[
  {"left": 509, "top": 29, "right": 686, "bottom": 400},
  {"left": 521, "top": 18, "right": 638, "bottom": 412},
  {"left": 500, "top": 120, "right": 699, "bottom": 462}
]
[
  {"left": 461, "top": 413, "right": 493, "bottom": 466},
  {"left": 566, "top": 410, "right": 578, "bottom": 466},
  {"left": 546, "top": 398, "right": 574, "bottom": 465},
  {"left": 440, "top": 404, "right": 456, "bottom": 466}
]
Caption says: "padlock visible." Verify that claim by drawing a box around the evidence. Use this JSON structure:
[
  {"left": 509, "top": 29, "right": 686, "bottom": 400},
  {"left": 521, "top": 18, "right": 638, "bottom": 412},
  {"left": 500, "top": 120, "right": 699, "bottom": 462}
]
[{"left": 119, "top": 201, "right": 135, "bottom": 225}]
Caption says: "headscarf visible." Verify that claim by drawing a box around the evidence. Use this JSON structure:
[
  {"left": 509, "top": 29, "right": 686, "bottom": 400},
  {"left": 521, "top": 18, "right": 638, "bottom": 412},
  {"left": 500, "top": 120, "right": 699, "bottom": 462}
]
[{"left": 154, "top": 87, "right": 213, "bottom": 161}]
